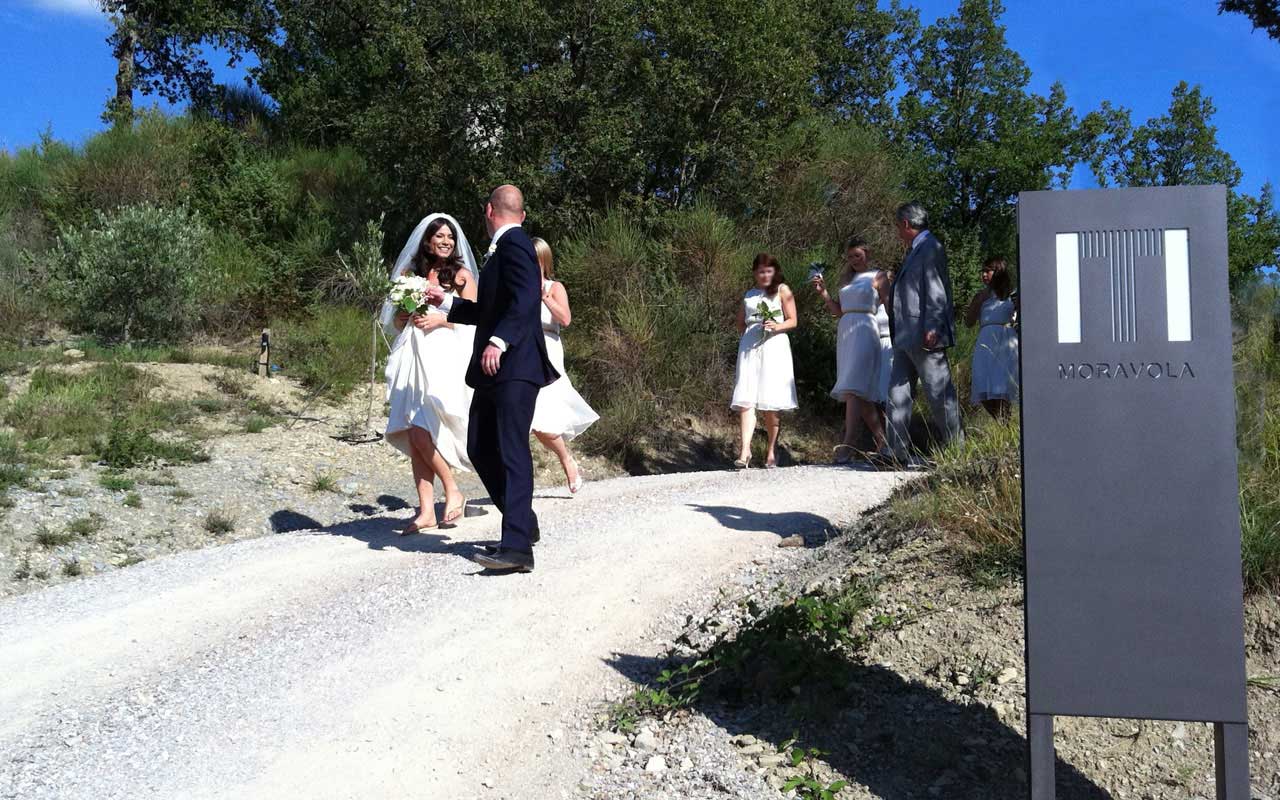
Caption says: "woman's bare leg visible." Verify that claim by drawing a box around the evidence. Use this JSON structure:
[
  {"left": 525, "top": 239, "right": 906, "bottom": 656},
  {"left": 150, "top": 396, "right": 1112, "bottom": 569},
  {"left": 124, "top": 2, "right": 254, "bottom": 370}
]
[
  {"left": 843, "top": 398, "right": 860, "bottom": 447},
  {"left": 763, "top": 411, "right": 781, "bottom": 466},
  {"left": 737, "top": 408, "right": 757, "bottom": 463},
  {"left": 534, "top": 430, "right": 579, "bottom": 489},
  {"left": 410, "top": 426, "right": 466, "bottom": 522},
  {"left": 405, "top": 427, "right": 438, "bottom": 529},
  {"left": 856, "top": 397, "right": 887, "bottom": 453}
]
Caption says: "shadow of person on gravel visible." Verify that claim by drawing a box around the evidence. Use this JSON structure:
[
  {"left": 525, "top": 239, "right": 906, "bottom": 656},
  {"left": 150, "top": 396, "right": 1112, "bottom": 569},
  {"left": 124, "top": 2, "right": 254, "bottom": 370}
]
[
  {"left": 605, "top": 633, "right": 1113, "bottom": 799},
  {"left": 269, "top": 509, "right": 478, "bottom": 556},
  {"left": 687, "top": 504, "right": 837, "bottom": 546}
]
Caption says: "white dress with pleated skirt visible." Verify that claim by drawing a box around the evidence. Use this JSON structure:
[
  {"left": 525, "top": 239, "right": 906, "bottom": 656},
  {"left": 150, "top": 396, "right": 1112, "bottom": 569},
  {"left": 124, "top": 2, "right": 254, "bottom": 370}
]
[
  {"left": 830, "top": 271, "right": 885, "bottom": 403},
  {"left": 532, "top": 280, "right": 599, "bottom": 440},
  {"left": 970, "top": 295, "right": 1020, "bottom": 404},
  {"left": 731, "top": 288, "right": 798, "bottom": 412},
  {"left": 384, "top": 288, "right": 476, "bottom": 470},
  {"left": 876, "top": 304, "right": 893, "bottom": 404}
]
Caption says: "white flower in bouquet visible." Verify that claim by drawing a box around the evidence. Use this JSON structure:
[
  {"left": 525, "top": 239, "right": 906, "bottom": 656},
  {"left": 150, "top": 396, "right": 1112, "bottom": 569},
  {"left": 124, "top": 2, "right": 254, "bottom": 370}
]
[{"left": 388, "top": 274, "right": 431, "bottom": 314}]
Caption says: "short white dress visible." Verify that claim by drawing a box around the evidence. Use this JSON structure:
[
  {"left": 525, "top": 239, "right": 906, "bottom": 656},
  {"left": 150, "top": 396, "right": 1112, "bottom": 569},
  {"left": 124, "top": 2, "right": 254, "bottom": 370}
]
[
  {"left": 830, "top": 271, "right": 885, "bottom": 403},
  {"left": 876, "top": 304, "right": 893, "bottom": 404},
  {"left": 970, "top": 295, "right": 1020, "bottom": 404},
  {"left": 384, "top": 286, "right": 476, "bottom": 470},
  {"left": 531, "top": 280, "right": 599, "bottom": 439},
  {"left": 731, "top": 288, "right": 798, "bottom": 412}
]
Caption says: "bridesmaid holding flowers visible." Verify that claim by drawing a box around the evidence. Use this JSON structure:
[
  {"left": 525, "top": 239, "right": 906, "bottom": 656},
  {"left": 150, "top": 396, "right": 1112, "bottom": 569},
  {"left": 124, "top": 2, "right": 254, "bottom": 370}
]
[
  {"left": 731, "top": 253, "right": 798, "bottom": 469},
  {"left": 812, "top": 236, "right": 889, "bottom": 462}
]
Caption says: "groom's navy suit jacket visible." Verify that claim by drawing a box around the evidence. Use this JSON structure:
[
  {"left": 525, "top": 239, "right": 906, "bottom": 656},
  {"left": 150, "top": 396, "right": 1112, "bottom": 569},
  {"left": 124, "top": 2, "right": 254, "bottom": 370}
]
[{"left": 447, "top": 226, "right": 559, "bottom": 389}]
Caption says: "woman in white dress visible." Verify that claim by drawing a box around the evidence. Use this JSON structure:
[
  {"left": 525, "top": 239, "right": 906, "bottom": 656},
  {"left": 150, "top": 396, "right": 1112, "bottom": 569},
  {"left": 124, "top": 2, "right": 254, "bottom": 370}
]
[
  {"left": 530, "top": 238, "right": 598, "bottom": 493},
  {"left": 964, "top": 257, "right": 1020, "bottom": 419},
  {"left": 812, "top": 237, "right": 889, "bottom": 461},
  {"left": 731, "top": 253, "right": 798, "bottom": 469},
  {"left": 381, "top": 214, "right": 478, "bottom": 533}
]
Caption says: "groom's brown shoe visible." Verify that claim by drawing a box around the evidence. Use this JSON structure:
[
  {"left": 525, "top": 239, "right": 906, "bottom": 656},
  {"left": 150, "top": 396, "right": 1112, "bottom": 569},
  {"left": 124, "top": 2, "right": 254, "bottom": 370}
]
[{"left": 474, "top": 548, "right": 534, "bottom": 572}]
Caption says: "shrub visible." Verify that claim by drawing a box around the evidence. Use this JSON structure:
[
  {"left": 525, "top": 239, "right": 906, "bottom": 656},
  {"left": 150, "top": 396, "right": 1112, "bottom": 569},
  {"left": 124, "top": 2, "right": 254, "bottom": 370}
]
[
  {"left": 204, "top": 509, "right": 235, "bottom": 535},
  {"left": 1235, "top": 285, "right": 1280, "bottom": 594},
  {"left": 98, "top": 473, "right": 136, "bottom": 492},
  {"left": 53, "top": 203, "right": 209, "bottom": 342},
  {"left": 273, "top": 305, "right": 385, "bottom": 399}
]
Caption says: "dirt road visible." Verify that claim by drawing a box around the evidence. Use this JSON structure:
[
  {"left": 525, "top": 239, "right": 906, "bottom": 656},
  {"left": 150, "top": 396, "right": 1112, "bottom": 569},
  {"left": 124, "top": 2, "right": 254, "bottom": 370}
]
[{"left": 0, "top": 466, "right": 907, "bottom": 800}]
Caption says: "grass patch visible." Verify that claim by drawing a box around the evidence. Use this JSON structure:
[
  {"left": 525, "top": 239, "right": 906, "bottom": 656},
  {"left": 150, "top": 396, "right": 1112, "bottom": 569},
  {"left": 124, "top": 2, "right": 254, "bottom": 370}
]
[
  {"left": 98, "top": 473, "right": 136, "bottom": 491},
  {"left": 35, "top": 526, "right": 75, "bottom": 548},
  {"left": 609, "top": 580, "right": 877, "bottom": 732},
  {"left": 244, "top": 415, "right": 272, "bottom": 434},
  {"left": 11, "top": 552, "right": 32, "bottom": 580},
  {"left": 61, "top": 558, "right": 82, "bottom": 577},
  {"left": 193, "top": 394, "right": 230, "bottom": 414},
  {"left": 308, "top": 471, "right": 340, "bottom": 493},
  {"left": 2, "top": 363, "right": 206, "bottom": 464},
  {"left": 171, "top": 488, "right": 194, "bottom": 501},
  {"left": 0, "top": 431, "right": 32, "bottom": 493},
  {"left": 123, "top": 491, "right": 143, "bottom": 508},
  {"left": 70, "top": 337, "right": 249, "bottom": 369},
  {"left": 140, "top": 470, "right": 177, "bottom": 487},
  {"left": 272, "top": 305, "right": 386, "bottom": 399},
  {"left": 884, "top": 413, "right": 1023, "bottom": 587},
  {"left": 96, "top": 422, "right": 207, "bottom": 469},
  {"left": 203, "top": 508, "right": 235, "bottom": 535},
  {"left": 67, "top": 513, "right": 104, "bottom": 536}
]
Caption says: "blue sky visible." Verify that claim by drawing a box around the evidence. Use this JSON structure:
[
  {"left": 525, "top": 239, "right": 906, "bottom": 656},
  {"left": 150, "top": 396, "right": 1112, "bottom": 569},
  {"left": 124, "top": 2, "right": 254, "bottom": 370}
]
[{"left": 1, "top": 0, "right": 1277, "bottom": 195}]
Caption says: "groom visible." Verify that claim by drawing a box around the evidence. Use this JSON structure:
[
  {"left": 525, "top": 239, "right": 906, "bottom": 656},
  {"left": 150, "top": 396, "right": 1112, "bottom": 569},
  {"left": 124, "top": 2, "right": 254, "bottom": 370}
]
[{"left": 426, "top": 185, "right": 558, "bottom": 572}]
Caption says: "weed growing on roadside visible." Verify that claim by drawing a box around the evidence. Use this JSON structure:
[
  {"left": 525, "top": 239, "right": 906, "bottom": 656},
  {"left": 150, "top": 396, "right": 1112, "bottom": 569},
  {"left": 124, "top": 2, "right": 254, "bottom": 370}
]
[
  {"left": 123, "top": 491, "right": 143, "bottom": 508},
  {"left": 99, "top": 473, "right": 135, "bottom": 491},
  {"left": 309, "top": 472, "right": 340, "bottom": 493},
  {"left": 61, "top": 558, "right": 83, "bottom": 577},
  {"left": 203, "top": 509, "right": 235, "bottom": 534},
  {"left": 67, "top": 513, "right": 104, "bottom": 536},
  {"left": 35, "top": 526, "right": 74, "bottom": 548}
]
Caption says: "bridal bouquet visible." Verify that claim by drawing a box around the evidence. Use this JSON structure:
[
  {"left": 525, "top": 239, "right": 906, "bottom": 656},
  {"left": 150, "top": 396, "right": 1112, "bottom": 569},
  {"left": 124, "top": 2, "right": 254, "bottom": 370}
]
[
  {"left": 388, "top": 274, "right": 431, "bottom": 314},
  {"left": 755, "top": 301, "right": 782, "bottom": 325}
]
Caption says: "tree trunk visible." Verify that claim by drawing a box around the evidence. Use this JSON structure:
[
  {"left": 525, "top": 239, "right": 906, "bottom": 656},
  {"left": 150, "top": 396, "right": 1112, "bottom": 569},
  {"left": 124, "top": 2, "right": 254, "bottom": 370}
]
[{"left": 109, "top": 11, "right": 137, "bottom": 129}]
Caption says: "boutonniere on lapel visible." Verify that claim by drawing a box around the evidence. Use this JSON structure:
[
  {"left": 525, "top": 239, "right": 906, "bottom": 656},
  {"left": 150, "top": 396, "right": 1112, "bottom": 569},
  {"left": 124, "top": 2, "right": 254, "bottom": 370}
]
[{"left": 485, "top": 242, "right": 498, "bottom": 260}]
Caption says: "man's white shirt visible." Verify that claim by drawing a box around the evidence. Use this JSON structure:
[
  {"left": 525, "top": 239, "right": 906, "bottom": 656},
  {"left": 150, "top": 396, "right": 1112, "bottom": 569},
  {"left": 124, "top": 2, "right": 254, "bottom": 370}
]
[{"left": 437, "top": 223, "right": 523, "bottom": 353}]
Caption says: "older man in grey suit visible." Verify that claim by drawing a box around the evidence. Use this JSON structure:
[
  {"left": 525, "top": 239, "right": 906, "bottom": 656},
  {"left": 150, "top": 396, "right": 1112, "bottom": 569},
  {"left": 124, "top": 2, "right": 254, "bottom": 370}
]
[{"left": 886, "top": 202, "right": 963, "bottom": 463}]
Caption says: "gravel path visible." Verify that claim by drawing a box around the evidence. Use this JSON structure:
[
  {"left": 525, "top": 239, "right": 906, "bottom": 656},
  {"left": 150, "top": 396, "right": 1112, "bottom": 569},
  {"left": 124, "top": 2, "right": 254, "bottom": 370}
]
[{"left": 0, "top": 464, "right": 908, "bottom": 799}]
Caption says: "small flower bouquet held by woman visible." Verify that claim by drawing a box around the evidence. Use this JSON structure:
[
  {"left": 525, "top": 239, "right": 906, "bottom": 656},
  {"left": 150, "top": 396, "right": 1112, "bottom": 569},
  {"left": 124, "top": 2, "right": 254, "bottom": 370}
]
[
  {"left": 755, "top": 301, "right": 782, "bottom": 324},
  {"left": 388, "top": 274, "right": 431, "bottom": 315}
]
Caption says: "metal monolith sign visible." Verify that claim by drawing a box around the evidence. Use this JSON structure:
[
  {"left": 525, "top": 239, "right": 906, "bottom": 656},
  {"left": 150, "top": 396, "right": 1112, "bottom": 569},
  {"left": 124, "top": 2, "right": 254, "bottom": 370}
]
[{"left": 1017, "top": 185, "right": 1249, "bottom": 799}]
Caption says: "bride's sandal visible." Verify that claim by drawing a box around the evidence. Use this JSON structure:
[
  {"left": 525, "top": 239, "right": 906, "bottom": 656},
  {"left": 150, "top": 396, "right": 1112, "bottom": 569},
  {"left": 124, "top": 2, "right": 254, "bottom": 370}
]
[
  {"left": 401, "top": 517, "right": 437, "bottom": 535},
  {"left": 442, "top": 496, "right": 467, "bottom": 525},
  {"left": 567, "top": 459, "right": 585, "bottom": 494}
]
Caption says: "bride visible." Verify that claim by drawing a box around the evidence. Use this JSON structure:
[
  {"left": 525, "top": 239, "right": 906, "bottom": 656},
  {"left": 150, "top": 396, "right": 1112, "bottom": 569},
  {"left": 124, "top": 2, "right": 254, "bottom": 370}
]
[{"left": 381, "top": 213, "right": 478, "bottom": 533}]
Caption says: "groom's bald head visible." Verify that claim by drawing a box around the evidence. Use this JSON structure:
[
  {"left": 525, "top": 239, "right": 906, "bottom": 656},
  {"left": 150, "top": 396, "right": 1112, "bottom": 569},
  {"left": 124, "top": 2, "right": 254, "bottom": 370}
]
[{"left": 486, "top": 184, "right": 526, "bottom": 235}]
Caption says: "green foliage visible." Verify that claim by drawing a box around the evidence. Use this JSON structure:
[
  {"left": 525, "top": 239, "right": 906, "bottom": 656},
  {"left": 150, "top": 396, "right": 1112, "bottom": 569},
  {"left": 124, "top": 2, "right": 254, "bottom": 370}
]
[
  {"left": 1219, "top": 0, "right": 1280, "bottom": 40},
  {"left": 203, "top": 508, "right": 235, "bottom": 534},
  {"left": 273, "top": 305, "right": 385, "bottom": 399},
  {"left": 97, "top": 421, "right": 207, "bottom": 469},
  {"left": 1088, "top": 82, "right": 1280, "bottom": 287},
  {"left": 123, "top": 491, "right": 144, "bottom": 508},
  {"left": 0, "top": 432, "right": 32, "bottom": 494},
  {"left": 308, "top": 471, "right": 340, "bottom": 494},
  {"left": 61, "top": 558, "right": 83, "bottom": 577},
  {"left": 1235, "top": 285, "right": 1280, "bottom": 594},
  {"left": 52, "top": 203, "right": 208, "bottom": 342},
  {"left": 885, "top": 412, "right": 1024, "bottom": 587},
  {"left": 98, "top": 473, "right": 136, "bottom": 492},
  {"left": 35, "top": 526, "right": 75, "bottom": 548},
  {"left": 67, "top": 514, "right": 105, "bottom": 537},
  {"left": 894, "top": 0, "right": 1086, "bottom": 301}
]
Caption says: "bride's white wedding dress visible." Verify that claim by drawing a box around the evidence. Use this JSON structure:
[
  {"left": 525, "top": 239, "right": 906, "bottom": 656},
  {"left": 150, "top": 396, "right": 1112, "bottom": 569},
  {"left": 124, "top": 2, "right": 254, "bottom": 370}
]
[
  {"left": 384, "top": 288, "right": 475, "bottom": 470},
  {"left": 379, "top": 213, "right": 479, "bottom": 471}
]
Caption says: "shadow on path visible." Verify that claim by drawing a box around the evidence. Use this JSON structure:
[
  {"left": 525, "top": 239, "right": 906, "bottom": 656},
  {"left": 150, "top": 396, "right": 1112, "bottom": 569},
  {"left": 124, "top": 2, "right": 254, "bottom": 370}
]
[
  {"left": 687, "top": 504, "right": 837, "bottom": 546},
  {"left": 268, "top": 508, "right": 488, "bottom": 558},
  {"left": 606, "top": 647, "right": 1112, "bottom": 800}
]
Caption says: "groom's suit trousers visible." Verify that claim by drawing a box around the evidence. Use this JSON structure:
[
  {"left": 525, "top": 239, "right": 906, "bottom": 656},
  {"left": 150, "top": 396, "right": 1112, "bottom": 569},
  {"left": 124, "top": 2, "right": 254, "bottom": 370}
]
[{"left": 468, "top": 379, "right": 541, "bottom": 553}]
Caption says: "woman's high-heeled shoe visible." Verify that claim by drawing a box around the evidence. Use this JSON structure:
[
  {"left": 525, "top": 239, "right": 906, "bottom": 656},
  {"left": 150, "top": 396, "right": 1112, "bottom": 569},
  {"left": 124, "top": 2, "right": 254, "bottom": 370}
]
[
  {"left": 733, "top": 456, "right": 751, "bottom": 470},
  {"left": 568, "top": 460, "right": 585, "bottom": 494}
]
